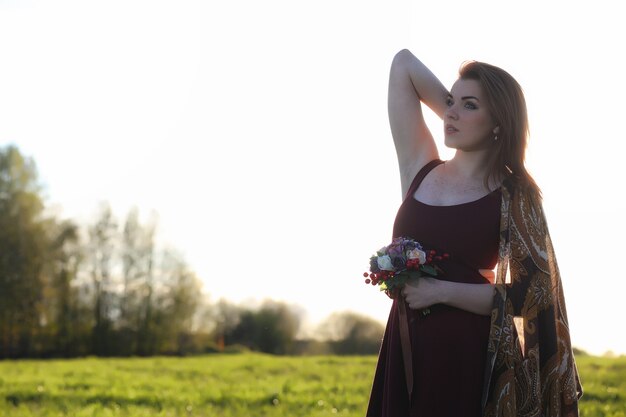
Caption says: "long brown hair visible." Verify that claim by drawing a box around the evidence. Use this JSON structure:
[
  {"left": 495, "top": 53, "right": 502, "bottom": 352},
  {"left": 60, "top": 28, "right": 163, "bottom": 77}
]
[{"left": 459, "top": 61, "right": 542, "bottom": 202}]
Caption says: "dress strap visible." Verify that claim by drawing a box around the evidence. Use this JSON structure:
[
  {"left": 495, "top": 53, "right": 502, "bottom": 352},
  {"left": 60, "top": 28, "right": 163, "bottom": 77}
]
[{"left": 404, "top": 159, "right": 444, "bottom": 200}]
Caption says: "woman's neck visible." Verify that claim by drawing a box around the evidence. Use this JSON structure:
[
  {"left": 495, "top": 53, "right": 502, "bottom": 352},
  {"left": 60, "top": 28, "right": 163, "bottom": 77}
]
[{"left": 448, "top": 150, "right": 491, "bottom": 181}]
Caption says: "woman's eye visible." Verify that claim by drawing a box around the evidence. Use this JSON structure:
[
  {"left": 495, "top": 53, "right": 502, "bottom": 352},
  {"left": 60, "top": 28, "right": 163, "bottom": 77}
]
[
  {"left": 446, "top": 98, "right": 454, "bottom": 107},
  {"left": 464, "top": 101, "right": 477, "bottom": 110}
]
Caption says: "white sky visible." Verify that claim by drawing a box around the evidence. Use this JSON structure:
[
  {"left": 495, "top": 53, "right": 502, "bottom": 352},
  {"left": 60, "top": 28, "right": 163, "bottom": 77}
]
[{"left": 1, "top": 0, "right": 624, "bottom": 356}]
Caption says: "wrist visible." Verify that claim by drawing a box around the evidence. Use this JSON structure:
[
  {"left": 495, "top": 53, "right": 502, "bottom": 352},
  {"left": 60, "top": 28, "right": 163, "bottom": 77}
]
[{"left": 434, "top": 279, "right": 451, "bottom": 305}]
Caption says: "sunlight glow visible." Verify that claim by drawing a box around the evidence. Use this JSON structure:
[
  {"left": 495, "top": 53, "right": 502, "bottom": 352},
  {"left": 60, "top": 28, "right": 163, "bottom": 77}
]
[{"left": 1, "top": 0, "right": 624, "bottom": 356}]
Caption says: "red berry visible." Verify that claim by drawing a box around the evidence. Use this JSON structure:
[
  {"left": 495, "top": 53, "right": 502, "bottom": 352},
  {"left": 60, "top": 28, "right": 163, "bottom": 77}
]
[
  {"left": 430, "top": 250, "right": 436, "bottom": 255},
  {"left": 363, "top": 272, "right": 369, "bottom": 277},
  {"left": 365, "top": 279, "right": 371, "bottom": 284}
]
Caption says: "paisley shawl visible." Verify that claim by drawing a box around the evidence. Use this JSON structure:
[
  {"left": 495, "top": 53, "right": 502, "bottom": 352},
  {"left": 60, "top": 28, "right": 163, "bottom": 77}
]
[{"left": 481, "top": 177, "right": 583, "bottom": 417}]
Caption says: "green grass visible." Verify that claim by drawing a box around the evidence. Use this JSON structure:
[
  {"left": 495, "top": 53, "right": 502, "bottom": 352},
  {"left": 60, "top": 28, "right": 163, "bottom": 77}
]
[
  {"left": 575, "top": 355, "right": 626, "bottom": 417},
  {"left": 0, "top": 353, "right": 624, "bottom": 416}
]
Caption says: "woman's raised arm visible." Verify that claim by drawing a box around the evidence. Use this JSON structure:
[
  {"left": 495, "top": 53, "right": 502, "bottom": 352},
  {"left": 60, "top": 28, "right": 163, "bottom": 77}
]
[{"left": 388, "top": 49, "right": 449, "bottom": 197}]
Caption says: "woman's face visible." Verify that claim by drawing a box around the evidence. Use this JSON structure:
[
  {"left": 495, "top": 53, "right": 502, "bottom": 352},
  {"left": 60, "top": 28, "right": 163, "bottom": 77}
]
[{"left": 443, "top": 78, "right": 497, "bottom": 151}]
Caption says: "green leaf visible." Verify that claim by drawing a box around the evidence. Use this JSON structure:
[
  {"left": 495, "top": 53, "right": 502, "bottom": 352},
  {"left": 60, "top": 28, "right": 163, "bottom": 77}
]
[
  {"left": 421, "top": 265, "right": 437, "bottom": 276},
  {"left": 406, "top": 271, "right": 422, "bottom": 280}
]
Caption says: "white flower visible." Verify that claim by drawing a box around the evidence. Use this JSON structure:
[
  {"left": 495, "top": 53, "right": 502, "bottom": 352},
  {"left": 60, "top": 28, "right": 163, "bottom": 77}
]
[
  {"left": 377, "top": 255, "right": 394, "bottom": 271},
  {"left": 406, "top": 248, "right": 426, "bottom": 264}
]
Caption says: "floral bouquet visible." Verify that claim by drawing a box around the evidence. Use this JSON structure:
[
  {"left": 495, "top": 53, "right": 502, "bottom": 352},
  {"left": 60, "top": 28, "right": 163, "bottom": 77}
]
[
  {"left": 363, "top": 236, "right": 448, "bottom": 297},
  {"left": 364, "top": 238, "right": 448, "bottom": 398}
]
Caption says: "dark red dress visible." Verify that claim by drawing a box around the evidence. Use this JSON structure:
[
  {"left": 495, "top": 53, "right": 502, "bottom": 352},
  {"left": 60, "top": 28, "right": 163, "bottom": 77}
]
[{"left": 366, "top": 159, "right": 501, "bottom": 417}]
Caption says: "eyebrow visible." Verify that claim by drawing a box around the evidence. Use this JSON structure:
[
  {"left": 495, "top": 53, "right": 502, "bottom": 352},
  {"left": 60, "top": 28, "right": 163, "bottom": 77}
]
[{"left": 448, "top": 94, "right": 480, "bottom": 101}]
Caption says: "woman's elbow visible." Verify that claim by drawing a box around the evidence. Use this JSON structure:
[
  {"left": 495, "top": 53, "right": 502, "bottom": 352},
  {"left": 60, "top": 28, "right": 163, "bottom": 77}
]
[{"left": 392, "top": 49, "right": 412, "bottom": 66}]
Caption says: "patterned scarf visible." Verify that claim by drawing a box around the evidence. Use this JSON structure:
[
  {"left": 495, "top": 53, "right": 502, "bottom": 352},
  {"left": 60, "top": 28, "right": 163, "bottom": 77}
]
[{"left": 482, "top": 178, "right": 583, "bottom": 416}]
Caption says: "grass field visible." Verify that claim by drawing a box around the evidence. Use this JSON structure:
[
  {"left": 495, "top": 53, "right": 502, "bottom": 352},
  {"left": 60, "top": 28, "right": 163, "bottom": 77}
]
[{"left": 0, "top": 353, "right": 624, "bottom": 416}]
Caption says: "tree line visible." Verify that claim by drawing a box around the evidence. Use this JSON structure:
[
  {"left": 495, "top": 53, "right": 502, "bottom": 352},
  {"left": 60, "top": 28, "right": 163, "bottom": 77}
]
[{"left": 0, "top": 145, "right": 384, "bottom": 358}]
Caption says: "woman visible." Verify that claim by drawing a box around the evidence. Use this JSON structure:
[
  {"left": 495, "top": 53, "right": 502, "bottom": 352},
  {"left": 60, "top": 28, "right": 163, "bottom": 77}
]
[{"left": 366, "top": 49, "right": 583, "bottom": 417}]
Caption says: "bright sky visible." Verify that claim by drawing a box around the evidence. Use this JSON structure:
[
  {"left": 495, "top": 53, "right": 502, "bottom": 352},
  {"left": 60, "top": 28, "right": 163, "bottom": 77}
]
[{"left": 1, "top": 0, "right": 624, "bottom": 356}]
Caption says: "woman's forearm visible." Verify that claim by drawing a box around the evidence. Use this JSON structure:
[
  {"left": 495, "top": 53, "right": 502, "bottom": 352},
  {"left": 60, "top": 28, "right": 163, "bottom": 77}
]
[
  {"left": 437, "top": 280, "right": 495, "bottom": 316},
  {"left": 392, "top": 49, "right": 449, "bottom": 119}
]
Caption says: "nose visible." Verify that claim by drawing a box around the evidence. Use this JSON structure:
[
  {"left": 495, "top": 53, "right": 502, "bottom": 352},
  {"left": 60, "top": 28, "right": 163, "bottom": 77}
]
[{"left": 445, "top": 106, "right": 459, "bottom": 121}]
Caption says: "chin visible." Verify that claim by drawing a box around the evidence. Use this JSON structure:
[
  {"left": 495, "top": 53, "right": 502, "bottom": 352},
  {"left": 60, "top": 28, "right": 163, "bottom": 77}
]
[{"left": 443, "top": 137, "right": 458, "bottom": 149}]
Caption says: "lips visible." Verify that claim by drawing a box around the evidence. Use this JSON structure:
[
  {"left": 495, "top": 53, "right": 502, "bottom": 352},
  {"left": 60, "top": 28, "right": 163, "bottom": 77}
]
[{"left": 445, "top": 124, "right": 458, "bottom": 133}]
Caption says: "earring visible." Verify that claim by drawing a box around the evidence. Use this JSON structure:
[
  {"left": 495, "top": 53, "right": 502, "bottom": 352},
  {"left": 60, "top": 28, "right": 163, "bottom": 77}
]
[{"left": 493, "top": 126, "right": 500, "bottom": 141}]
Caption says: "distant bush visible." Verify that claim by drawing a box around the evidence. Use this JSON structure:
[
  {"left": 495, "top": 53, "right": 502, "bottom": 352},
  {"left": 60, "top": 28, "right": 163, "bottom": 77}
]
[
  {"left": 226, "top": 300, "right": 303, "bottom": 355},
  {"left": 572, "top": 347, "right": 590, "bottom": 356},
  {"left": 203, "top": 342, "right": 221, "bottom": 354},
  {"left": 223, "top": 344, "right": 251, "bottom": 354},
  {"left": 291, "top": 339, "right": 333, "bottom": 355},
  {"left": 317, "top": 311, "right": 384, "bottom": 355}
]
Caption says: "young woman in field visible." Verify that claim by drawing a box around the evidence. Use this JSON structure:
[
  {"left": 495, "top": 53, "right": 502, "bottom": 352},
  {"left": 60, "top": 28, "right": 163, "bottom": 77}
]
[{"left": 365, "top": 49, "right": 583, "bottom": 417}]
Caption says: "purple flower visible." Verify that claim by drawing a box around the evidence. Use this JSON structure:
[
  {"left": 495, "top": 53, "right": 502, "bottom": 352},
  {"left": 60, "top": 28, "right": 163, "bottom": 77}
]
[
  {"left": 369, "top": 256, "right": 381, "bottom": 273},
  {"left": 392, "top": 256, "right": 407, "bottom": 270},
  {"left": 387, "top": 244, "right": 404, "bottom": 258}
]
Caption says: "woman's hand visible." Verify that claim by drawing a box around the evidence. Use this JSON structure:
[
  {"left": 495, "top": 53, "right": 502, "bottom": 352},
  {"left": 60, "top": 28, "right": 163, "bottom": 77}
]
[
  {"left": 401, "top": 277, "right": 442, "bottom": 310},
  {"left": 400, "top": 268, "right": 497, "bottom": 316}
]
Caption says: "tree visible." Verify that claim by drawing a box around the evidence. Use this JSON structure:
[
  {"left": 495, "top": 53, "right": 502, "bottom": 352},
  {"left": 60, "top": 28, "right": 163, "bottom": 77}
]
[
  {"left": 44, "top": 219, "right": 85, "bottom": 356},
  {"left": 118, "top": 208, "right": 158, "bottom": 355},
  {"left": 317, "top": 311, "right": 384, "bottom": 355},
  {"left": 87, "top": 203, "right": 118, "bottom": 355},
  {"left": 0, "top": 145, "right": 48, "bottom": 358},
  {"left": 211, "top": 298, "right": 242, "bottom": 351},
  {"left": 228, "top": 300, "right": 303, "bottom": 354},
  {"left": 156, "top": 249, "right": 203, "bottom": 355},
  {"left": 0, "top": 145, "right": 212, "bottom": 358}
]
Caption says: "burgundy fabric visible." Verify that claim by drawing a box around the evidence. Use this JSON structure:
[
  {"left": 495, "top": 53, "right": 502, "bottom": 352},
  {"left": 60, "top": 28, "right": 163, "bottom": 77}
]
[{"left": 366, "top": 159, "right": 501, "bottom": 417}]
